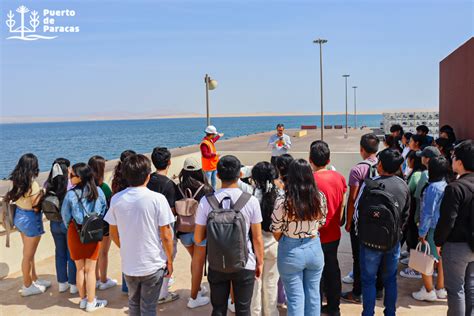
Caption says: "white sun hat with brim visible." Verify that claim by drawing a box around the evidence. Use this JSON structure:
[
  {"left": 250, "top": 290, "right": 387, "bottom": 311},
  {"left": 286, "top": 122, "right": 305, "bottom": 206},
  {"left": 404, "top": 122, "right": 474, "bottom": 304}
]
[{"left": 205, "top": 125, "right": 218, "bottom": 135}]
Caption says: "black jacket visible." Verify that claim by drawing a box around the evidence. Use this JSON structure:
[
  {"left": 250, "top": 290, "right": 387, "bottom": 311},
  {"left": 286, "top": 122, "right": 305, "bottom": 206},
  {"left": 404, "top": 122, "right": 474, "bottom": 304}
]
[{"left": 434, "top": 173, "right": 474, "bottom": 246}]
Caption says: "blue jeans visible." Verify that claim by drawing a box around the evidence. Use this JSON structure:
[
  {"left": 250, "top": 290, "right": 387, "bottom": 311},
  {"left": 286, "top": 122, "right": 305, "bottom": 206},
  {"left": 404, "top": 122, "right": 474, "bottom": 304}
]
[
  {"left": 122, "top": 274, "right": 128, "bottom": 293},
  {"left": 277, "top": 236, "right": 324, "bottom": 316},
  {"left": 205, "top": 170, "right": 217, "bottom": 190},
  {"left": 360, "top": 243, "right": 400, "bottom": 316},
  {"left": 50, "top": 221, "right": 76, "bottom": 284}
]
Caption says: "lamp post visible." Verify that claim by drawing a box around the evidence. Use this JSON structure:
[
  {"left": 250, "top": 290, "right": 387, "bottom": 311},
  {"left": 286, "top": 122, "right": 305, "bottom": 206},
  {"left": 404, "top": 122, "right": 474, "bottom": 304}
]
[
  {"left": 352, "top": 86, "right": 358, "bottom": 129},
  {"left": 313, "top": 38, "right": 327, "bottom": 141},
  {"left": 342, "top": 74, "right": 350, "bottom": 135},
  {"left": 204, "top": 74, "right": 218, "bottom": 126}
]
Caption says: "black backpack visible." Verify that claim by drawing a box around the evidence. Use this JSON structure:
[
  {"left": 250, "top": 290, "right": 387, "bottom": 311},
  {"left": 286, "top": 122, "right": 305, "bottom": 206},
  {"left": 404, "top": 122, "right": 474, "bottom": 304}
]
[
  {"left": 42, "top": 191, "right": 63, "bottom": 222},
  {"left": 358, "top": 161, "right": 378, "bottom": 179},
  {"left": 73, "top": 190, "right": 103, "bottom": 244},
  {"left": 357, "top": 178, "right": 401, "bottom": 251},
  {"left": 206, "top": 192, "right": 252, "bottom": 273}
]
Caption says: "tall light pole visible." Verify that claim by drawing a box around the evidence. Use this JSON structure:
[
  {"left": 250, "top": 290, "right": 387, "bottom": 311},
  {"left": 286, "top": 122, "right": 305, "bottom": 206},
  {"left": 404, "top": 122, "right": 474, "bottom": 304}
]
[
  {"left": 342, "top": 74, "right": 350, "bottom": 135},
  {"left": 313, "top": 38, "right": 327, "bottom": 141},
  {"left": 352, "top": 86, "right": 358, "bottom": 128},
  {"left": 204, "top": 74, "right": 218, "bottom": 126}
]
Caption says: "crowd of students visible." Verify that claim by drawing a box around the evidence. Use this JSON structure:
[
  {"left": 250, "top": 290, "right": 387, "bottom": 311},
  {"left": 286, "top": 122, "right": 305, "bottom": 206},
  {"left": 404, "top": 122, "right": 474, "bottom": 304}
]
[{"left": 3, "top": 123, "right": 473, "bottom": 316}]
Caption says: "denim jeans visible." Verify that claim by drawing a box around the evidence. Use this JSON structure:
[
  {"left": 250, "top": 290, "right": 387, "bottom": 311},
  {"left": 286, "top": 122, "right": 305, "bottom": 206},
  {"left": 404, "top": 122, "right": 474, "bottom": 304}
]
[
  {"left": 205, "top": 170, "right": 217, "bottom": 190},
  {"left": 360, "top": 243, "right": 400, "bottom": 316},
  {"left": 442, "top": 242, "right": 474, "bottom": 316},
  {"left": 122, "top": 274, "right": 128, "bottom": 293},
  {"left": 50, "top": 221, "right": 76, "bottom": 284},
  {"left": 124, "top": 268, "right": 165, "bottom": 316},
  {"left": 277, "top": 236, "right": 324, "bottom": 316}
]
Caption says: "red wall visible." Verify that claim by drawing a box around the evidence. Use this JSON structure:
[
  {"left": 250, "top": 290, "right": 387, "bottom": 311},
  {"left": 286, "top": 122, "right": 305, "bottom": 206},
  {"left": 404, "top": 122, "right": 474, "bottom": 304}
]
[{"left": 439, "top": 37, "right": 474, "bottom": 140}]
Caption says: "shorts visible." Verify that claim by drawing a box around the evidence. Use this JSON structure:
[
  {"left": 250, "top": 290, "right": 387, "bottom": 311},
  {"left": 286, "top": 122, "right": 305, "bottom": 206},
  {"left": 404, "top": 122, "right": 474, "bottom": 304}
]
[
  {"left": 13, "top": 207, "right": 45, "bottom": 237},
  {"left": 178, "top": 232, "right": 206, "bottom": 247}
]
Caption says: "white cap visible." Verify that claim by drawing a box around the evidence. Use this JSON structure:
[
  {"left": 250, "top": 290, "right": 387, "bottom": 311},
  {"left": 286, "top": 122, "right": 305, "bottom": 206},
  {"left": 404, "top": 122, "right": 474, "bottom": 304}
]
[
  {"left": 205, "top": 125, "right": 218, "bottom": 135},
  {"left": 183, "top": 157, "right": 201, "bottom": 171}
]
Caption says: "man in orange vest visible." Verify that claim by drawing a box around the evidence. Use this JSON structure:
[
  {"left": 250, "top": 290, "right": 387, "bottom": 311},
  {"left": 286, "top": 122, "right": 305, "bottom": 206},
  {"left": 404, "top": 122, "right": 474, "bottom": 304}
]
[{"left": 200, "top": 125, "right": 224, "bottom": 189}]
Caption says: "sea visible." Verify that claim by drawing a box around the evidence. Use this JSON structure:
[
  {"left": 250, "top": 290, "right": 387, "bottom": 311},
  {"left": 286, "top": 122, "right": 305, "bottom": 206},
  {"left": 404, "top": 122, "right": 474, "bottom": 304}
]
[{"left": 0, "top": 114, "right": 382, "bottom": 179}]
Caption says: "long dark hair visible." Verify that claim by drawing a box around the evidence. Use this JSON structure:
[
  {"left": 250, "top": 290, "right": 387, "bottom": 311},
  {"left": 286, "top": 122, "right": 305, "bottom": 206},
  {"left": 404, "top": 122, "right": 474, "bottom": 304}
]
[
  {"left": 251, "top": 162, "right": 278, "bottom": 232},
  {"left": 112, "top": 150, "right": 136, "bottom": 194},
  {"left": 406, "top": 150, "right": 425, "bottom": 182},
  {"left": 72, "top": 163, "right": 98, "bottom": 201},
  {"left": 178, "top": 169, "right": 212, "bottom": 195},
  {"left": 88, "top": 155, "right": 106, "bottom": 186},
  {"left": 284, "top": 159, "right": 323, "bottom": 221},
  {"left": 44, "top": 158, "right": 70, "bottom": 201},
  {"left": 5, "top": 153, "right": 40, "bottom": 203},
  {"left": 275, "top": 154, "right": 294, "bottom": 183}
]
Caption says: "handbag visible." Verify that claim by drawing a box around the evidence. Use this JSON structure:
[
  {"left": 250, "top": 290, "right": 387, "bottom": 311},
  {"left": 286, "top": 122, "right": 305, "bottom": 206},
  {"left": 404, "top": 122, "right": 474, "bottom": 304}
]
[{"left": 408, "top": 241, "right": 436, "bottom": 275}]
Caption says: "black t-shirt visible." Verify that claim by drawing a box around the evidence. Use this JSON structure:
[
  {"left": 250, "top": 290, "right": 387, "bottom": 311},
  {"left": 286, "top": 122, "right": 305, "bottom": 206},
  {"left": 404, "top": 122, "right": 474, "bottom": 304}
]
[{"left": 147, "top": 173, "right": 177, "bottom": 208}]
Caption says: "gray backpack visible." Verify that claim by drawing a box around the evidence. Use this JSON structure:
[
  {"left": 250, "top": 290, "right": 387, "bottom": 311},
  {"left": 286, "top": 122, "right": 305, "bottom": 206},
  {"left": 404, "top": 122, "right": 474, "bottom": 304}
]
[{"left": 206, "top": 192, "right": 252, "bottom": 273}]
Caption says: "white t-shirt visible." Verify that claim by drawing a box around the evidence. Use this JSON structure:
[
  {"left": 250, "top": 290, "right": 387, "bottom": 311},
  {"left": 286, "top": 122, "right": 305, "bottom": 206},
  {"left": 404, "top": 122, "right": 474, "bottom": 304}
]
[
  {"left": 195, "top": 188, "right": 263, "bottom": 270},
  {"left": 105, "top": 187, "right": 175, "bottom": 277}
]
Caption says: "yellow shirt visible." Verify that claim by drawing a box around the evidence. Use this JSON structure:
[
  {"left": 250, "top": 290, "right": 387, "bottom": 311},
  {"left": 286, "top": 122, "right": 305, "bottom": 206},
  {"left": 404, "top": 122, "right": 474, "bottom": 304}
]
[{"left": 15, "top": 181, "right": 41, "bottom": 210}]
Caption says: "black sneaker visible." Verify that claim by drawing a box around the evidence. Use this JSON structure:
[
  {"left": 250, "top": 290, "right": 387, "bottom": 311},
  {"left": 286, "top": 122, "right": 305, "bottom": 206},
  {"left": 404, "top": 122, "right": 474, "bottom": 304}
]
[
  {"left": 321, "top": 304, "right": 341, "bottom": 316},
  {"left": 341, "top": 291, "right": 361, "bottom": 304},
  {"left": 376, "top": 290, "right": 383, "bottom": 300}
]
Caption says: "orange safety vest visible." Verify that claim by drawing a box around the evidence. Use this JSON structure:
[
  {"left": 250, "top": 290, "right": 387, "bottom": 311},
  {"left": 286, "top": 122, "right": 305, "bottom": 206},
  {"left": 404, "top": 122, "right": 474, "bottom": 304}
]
[{"left": 201, "top": 138, "right": 219, "bottom": 171}]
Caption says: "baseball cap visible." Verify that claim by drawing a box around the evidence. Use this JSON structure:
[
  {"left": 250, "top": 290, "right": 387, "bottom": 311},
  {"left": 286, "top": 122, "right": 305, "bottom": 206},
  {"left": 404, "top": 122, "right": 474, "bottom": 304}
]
[
  {"left": 205, "top": 125, "right": 218, "bottom": 135},
  {"left": 416, "top": 146, "right": 441, "bottom": 158},
  {"left": 183, "top": 157, "right": 201, "bottom": 171}
]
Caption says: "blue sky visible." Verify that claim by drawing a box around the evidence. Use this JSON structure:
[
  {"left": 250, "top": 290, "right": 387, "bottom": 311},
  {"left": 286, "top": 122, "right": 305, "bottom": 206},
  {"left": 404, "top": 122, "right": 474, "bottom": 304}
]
[{"left": 1, "top": 0, "right": 472, "bottom": 119}]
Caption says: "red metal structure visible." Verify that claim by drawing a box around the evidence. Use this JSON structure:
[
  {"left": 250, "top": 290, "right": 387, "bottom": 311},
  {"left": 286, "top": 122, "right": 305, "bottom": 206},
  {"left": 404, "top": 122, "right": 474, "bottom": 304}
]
[{"left": 439, "top": 37, "right": 474, "bottom": 140}]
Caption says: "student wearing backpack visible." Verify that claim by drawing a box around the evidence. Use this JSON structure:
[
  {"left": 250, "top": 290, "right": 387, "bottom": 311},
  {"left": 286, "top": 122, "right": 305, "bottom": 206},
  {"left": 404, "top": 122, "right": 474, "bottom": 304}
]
[
  {"left": 434, "top": 140, "right": 474, "bottom": 316},
  {"left": 105, "top": 154, "right": 175, "bottom": 316},
  {"left": 342, "top": 133, "right": 384, "bottom": 304},
  {"left": 250, "top": 161, "right": 280, "bottom": 316},
  {"left": 175, "top": 157, "right": 213, "bottom": 309},
  {"left": 5, "top": 153, "right": 50, "bottom": 297},
  {"left": 354, "top": 148, "right": 410, "bottom": 316},
  {"left": 43, "top": 158, "right": 77, "bottom": 294},
  {"left": 411, "top": 156, "right": 449, "bottom": 301},
  {"left": 88, "top": 155, "right": 117, "bottom": 291},
  {"left": 194, "top": 155, "right": 264, "bottom": 316},
  {"left": 309, "top": 141, "right": 347, "bottom": 316},
  {"left": 271, "top": 159, "right": 327, "bottom": 316},
  {"left": 147, "top": 147, "right": 179, "bottom": 304},
  {"left": 61, "top": 163, "right": 108, "bottom": 312}
]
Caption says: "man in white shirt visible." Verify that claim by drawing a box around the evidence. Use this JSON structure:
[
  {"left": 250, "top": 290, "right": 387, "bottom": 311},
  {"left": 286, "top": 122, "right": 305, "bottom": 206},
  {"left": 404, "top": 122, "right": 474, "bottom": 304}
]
[
  {"left": 194, "top": 155, "right": 264, "bottom": 315},
  {"left": 268, "top": 124, "right": 292, "bottom": 165},
  {"left": 105, "top": 154, "right": 175, "bottom": 316}
]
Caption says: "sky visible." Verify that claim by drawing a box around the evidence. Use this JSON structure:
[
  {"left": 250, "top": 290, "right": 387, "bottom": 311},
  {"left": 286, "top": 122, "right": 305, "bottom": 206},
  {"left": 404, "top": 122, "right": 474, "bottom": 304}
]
[{"left": 0, "top": 0, "right": 473, "bottom": 120}]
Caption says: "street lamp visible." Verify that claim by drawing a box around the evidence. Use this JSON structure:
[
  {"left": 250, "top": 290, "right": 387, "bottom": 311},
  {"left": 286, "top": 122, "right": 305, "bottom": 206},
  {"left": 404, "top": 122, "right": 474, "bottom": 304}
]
[
  {"left": 313, "top": 38, "right": 327, "bottom": 141},
  {"left": 204, "top": 74, "right": 218, "bottom": 126},
  {"left": 342, "top": 74, "right": 350, "bottom": 135},
  {"left": 352, "top": 86, "right": 358, "bottom": 129}
]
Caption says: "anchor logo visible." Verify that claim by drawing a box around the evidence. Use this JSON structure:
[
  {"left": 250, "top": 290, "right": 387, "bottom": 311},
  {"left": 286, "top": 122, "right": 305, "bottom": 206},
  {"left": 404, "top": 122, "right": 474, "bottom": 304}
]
[{"left": 5, "top": 5, "right": 57, "bottom": 40}]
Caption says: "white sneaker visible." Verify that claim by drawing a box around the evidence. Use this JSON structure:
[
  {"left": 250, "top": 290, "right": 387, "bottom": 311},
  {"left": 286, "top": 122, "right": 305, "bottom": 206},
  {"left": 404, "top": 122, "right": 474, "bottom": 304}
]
[
  {"left": 400, "top": 268, "right": 422, "bottom": 279},
  {"left": 412, "top": 287, "right": 437, "bottom": 302},
  {"left": 21, "top": 283, "right": 46, "bottom": 297},
  {"left": 79, "top": 298, "right": 88, "bottom": 309},
  {"left": 400, "top": 250, "right": 409, "bottom": 258},
  {"left": 86, "top": 298, "right": 108, "bottom": 312},
  {"left": 228, "top": 298, "right": 235, "bottom": 313},
  {"left": 198, "top": 285, "right": 209, "bottom": 297},
  {"left": 400, "top": 257, "right": 410, "bottom": 265},
  {"left": 98, "top": 278, "right": 117, "bottom": 290},
  {"left": 34, "top": 279, "right": 52, "bottom": 289},
  {"left": 342, "top": 271, "right": 354, "bottom": 284},
  {"left": 70, "top": 284, "right": 78, "bottom": 294},
  {"left": 436, "top": 288, "right": 448, "bottom": 299},
  {"left": 187, "top": 296, "right": 210, "bottom": 309},
  {"left": 58, "top": 282, "right": 70, "bottom": 293}
]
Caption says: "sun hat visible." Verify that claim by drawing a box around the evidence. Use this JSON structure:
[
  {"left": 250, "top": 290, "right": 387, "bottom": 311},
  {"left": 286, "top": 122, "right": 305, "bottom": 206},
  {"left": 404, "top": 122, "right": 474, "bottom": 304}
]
[
  {"left": 416, "top": 146, "right": 441, "bottom": 158},
  {"left": 205, "top": 125, "right": 218, "bottom": 135},
  {"left": 183, "top": 157, "right": 201, "bottom": 171}
]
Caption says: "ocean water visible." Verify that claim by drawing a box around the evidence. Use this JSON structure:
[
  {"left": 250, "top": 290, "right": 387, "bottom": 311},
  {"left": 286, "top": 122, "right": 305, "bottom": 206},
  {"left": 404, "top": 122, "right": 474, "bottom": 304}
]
[{"left": 0, "top": 114, "right": 382, "bottom": 178}]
